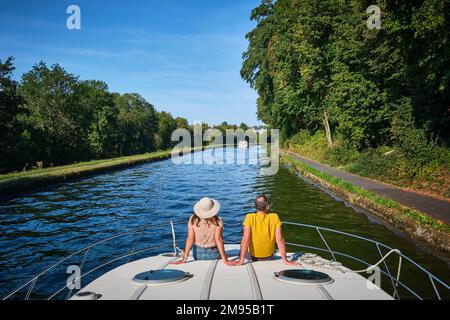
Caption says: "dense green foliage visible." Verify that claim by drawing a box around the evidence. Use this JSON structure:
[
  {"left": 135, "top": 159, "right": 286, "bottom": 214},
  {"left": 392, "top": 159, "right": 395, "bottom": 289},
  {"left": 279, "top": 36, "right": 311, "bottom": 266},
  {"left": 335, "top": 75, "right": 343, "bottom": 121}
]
[
  {"left": 241, "top": 0, "right": 450, "bottom": 151},
  {"left": 0, "top": 58, "right": 187, "bottom": 173},
  {"left": 0, "top": 58, "right": 23, "bottom": 171}
]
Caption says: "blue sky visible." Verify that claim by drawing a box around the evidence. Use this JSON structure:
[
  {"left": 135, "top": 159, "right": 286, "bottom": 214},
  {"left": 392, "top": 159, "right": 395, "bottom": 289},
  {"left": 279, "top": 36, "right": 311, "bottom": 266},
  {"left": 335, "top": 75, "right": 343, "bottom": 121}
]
[{"left": 0, "top": 0, "right": 262, "bottom": 125}]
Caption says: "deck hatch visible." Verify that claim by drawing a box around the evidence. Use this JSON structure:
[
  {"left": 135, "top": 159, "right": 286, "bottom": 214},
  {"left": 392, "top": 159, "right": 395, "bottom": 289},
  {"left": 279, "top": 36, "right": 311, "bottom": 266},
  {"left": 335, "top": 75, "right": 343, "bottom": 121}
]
[
  {"left": 274, "top": 269, "right": 334, "bottom": 286},
  {"left": 132, "top": 269, "right": 192, "bottom": 285}
]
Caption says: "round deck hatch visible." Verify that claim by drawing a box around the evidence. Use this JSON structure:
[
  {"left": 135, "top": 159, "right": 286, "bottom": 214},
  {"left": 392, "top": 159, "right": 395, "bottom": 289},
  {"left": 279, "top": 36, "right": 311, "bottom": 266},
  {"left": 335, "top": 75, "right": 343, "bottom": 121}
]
[
  {"left": 132, "top": 269, "right": 191, "bottom": 285},
  {"left": 274, "top": 269, "right": 334, "bottom": 285}
]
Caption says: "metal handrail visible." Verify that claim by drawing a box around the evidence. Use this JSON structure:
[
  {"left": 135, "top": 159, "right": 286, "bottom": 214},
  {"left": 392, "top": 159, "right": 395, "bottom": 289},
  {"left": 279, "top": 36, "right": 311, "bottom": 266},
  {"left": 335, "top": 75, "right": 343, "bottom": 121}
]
[
  {"left": 2, "top": 219, "right": 185, "bottom": 300},
  {"left": 226, "top": 220, "right": 447, "bottom": 299},
  {"left": 47, "top": 243, "right": 171, "bottom": 300},
  {"left": 2, "top": 219, "right": 449, "bottom": 300},
  {"left": 285, "top": 242, "right": 423, "bottom": 299},
  {"left": 376, "top": 243, "right": 400, "bottom": 299},
  {"left": 282, "top": 221, "right": 449, "bottom": 293}
]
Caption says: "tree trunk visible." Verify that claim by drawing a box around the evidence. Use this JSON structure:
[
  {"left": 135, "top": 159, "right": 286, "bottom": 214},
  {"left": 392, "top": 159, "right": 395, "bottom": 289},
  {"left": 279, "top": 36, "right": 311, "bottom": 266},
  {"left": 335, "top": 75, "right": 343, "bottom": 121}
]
[{"left": 323, "top": 110, "right": 333, "bottom": 147}]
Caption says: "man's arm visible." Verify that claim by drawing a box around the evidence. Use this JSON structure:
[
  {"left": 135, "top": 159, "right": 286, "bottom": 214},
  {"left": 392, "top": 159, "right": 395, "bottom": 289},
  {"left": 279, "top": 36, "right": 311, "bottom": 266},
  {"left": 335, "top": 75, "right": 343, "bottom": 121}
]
[
  {"left": 275, "top": 226, "right": 301, "bottom": 267},
  {"left": 236, "top": 225, "right": 251, "bottom": 265}
]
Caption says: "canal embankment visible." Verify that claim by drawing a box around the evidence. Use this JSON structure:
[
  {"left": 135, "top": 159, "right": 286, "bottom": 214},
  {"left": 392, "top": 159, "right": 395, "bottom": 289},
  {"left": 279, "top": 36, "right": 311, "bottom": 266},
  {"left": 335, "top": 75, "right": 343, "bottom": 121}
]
[
  {"left": 0, "top": 150, "right": 174, "bottom": 198},
  {"left": 281, "top": 150, "right": 450, "bottom": 264},
  {"left": 0, "top": 144, "right": 232, "bottom": 199}
]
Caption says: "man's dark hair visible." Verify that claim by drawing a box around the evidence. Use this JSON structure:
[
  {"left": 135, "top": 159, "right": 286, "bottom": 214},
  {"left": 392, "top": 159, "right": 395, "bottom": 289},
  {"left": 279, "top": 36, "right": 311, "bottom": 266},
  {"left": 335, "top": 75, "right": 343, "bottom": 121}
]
[{"left": 255, "top": 194, "right": 269, "bottom": 211}]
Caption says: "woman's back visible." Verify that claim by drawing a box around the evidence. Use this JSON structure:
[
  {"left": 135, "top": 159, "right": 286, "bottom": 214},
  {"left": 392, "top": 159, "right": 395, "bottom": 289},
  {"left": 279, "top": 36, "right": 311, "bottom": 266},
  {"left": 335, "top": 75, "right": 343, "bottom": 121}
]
[
  {"left": 189, "top": 215, "right": 223, "bottom": 248},
  {"left": 172, "top": 197, "right": 234, "bottom": 265}
]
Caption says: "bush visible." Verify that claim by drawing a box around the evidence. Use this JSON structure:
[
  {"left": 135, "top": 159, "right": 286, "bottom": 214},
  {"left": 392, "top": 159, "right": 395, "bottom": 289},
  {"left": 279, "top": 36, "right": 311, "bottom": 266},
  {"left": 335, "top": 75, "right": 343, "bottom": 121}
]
[{"left": 286, "top": 130, "right": 450, "bottom": 198}]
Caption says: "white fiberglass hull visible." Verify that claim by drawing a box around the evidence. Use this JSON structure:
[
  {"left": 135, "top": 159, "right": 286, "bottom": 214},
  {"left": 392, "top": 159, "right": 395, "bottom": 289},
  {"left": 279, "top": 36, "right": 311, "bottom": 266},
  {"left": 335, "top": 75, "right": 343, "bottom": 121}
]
[{"left": 73, "top": 244, "right": 393, "bottom": 300}]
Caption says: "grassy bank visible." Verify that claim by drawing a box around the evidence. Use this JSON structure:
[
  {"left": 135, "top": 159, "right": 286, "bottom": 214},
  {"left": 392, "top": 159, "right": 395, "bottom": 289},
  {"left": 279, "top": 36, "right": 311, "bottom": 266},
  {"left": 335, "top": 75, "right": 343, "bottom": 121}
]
[
  {"left": 0, "top": 150, "right": 174, "bottom": 197},
  {"left": 282, "top": 154, "right": 450, "bottom": 260},
  {"left": 285, "top": 131, "right": 450, "bottom": 199},
  {"left": 0, "top": 144, "right": 235, "bottom": 197}
]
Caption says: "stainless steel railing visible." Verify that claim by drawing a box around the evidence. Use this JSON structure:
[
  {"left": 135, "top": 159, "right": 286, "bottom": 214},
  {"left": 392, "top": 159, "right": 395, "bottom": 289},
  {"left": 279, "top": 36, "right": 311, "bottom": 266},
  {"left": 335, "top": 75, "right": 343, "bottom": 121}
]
[
  {"left": 224, "top": 221, "right": 449, "bottom": 300},
  {"left": 2, "top": 219, "right": 449, "bottom": 300},
  {"left": 2, "top": 219, "right": 185, "bottom": 300},
  {"left": 282, "top": 221, "right": 449, "bottom": 300}
]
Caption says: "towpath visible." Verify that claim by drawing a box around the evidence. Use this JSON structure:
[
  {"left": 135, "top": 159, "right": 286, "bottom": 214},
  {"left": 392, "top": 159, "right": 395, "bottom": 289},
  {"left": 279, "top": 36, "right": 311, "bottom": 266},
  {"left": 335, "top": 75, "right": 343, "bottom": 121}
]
[{"left": 283, "top": 150, "right": 450, "bottom": 224}]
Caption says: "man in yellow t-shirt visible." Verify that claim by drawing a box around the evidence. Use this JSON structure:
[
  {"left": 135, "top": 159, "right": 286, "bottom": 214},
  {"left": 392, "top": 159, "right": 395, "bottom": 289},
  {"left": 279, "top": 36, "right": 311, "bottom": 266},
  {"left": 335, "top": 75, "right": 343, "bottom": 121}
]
[{"left": 236, "top": 195, "right": 301, "bottom": 266}]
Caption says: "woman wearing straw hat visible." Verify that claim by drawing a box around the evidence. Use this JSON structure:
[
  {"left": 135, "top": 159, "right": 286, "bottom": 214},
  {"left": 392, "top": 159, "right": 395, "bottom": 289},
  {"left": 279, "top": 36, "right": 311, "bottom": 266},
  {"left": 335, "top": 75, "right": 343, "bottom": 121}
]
[{"left": 171, "top": 197, "right": 235, "bottom": 266}]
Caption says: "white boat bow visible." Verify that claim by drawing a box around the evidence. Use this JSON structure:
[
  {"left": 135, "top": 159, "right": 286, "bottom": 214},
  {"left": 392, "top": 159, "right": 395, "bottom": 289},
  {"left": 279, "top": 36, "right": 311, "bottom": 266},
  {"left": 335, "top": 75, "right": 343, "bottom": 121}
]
[
  {"left": 71, "top": 244, "right": 393, "bottom": 300},
  {"left": 3, "top": 221, "right": 449, "bottom": 300}
]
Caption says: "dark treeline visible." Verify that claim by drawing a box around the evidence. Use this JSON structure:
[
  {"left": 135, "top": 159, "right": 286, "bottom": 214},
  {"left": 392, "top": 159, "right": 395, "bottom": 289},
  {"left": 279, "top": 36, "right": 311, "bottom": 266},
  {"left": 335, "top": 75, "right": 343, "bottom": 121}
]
[
  {"left": 241, "top": 0, "right": 450, "bottom": 154},
  {"left": 0, "top": 58, "right": 190, "bottom": 173},
  {"left": 0, "top": 58, "right": 258, "bottom": 174}
]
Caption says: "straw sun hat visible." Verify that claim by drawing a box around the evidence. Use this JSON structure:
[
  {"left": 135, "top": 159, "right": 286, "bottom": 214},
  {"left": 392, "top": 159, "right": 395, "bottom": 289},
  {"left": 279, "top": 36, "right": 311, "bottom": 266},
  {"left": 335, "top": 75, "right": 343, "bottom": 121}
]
[{"left": 194, "top": 197, "right": 220, "bottom": 219}]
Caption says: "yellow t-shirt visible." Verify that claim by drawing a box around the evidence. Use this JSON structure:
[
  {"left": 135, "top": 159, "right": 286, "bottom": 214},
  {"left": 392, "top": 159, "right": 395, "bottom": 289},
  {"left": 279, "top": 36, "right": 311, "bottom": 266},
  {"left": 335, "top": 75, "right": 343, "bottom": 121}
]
[{"left": 243, "top": 213, "right": 282, "bottom": 258}]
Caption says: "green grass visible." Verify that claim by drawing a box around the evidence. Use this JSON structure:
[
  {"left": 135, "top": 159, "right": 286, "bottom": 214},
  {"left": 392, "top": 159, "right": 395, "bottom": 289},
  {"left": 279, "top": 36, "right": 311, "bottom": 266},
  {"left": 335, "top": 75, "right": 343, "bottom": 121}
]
[
  {"left": 0, "top": 151, "right": 172, "bottom": 181},
  {"left": 282, "top": 154, "right": 450, "bottom": 233},
  {"left": 0, "top": 144, "right": 226, "bottom": 196},
  {"left": 0, "top": 150, "right": 174, "bottom": 196}
]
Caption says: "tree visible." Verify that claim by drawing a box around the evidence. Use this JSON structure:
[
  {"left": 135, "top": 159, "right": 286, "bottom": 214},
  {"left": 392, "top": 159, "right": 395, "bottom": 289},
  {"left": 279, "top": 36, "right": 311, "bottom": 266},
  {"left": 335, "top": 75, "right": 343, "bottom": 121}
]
[
  {"left": 0, "top": 57, "right": 23, "bottom": 172},
  {"left": 175, "top": 117, "right": 189, "bottom": 129},
  {"left": 242, "top": 0, "right": 450, "bottom": 150},
  {"left": 239, "top": 122, "right": 249, "bottom": 131},
  {"left": 77, "top": 80, "right": 119, "bottom": 158},
  {"left": 115, "top": 93, "right": 158, "bottom": 155},
  {"left": 155, "top": 111, "right": 177, "bottom": 150},
  {"left": 241, "top": 0, "right": 339, "bottom": 142},
  {"left": 19, "top": 62, "right": 87, "bottom": 165},
  {"left": 0, "top": 58, "right": 198, "bottom": 173},
  {"left": 241, "top": 0, "right": 276, "bottom": 127}
]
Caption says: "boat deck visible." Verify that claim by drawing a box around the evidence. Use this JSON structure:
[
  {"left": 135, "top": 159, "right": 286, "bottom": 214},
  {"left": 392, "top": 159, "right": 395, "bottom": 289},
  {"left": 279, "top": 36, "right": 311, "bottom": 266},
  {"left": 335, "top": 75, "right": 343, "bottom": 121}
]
[{"left": 73, "top": 245, "right": 393, "bottom": 300}]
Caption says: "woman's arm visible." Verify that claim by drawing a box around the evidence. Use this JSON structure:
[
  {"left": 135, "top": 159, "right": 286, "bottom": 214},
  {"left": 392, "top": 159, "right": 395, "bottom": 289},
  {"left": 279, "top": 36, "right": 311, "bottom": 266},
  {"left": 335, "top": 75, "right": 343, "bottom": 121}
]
[
  {"left": 215, "top": 226, "right": 235, "bottom": 266},
  {"left": 171, "top": 224, "right": 195, "bottom": 265}
]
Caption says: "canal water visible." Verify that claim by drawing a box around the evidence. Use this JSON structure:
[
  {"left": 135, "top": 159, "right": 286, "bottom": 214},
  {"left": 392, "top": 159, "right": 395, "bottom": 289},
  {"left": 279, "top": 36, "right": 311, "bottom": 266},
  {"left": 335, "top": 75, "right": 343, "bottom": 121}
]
[{"left": 0, "top": 146, "right": 448, "bottom": 299}]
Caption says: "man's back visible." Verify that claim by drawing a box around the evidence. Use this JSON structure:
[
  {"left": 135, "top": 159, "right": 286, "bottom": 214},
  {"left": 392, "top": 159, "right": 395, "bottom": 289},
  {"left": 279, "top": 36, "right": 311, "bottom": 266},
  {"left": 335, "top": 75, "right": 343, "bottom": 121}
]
[{"left": 243, "top": 212, "right": 282, "bottom": 258}]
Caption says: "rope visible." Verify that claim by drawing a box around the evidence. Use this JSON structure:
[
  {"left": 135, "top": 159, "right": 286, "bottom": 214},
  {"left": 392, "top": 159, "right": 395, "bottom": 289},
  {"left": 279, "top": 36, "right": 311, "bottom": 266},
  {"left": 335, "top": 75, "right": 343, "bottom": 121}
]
[
  {"left": 296, "top": 249, "right": 402, "bottom": 287},
  {"left": 344, "top": 249, "right": 402, "bottom": 287},
  {"left": 347, "top": 249, "right": 401, "bottom": 274}
]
